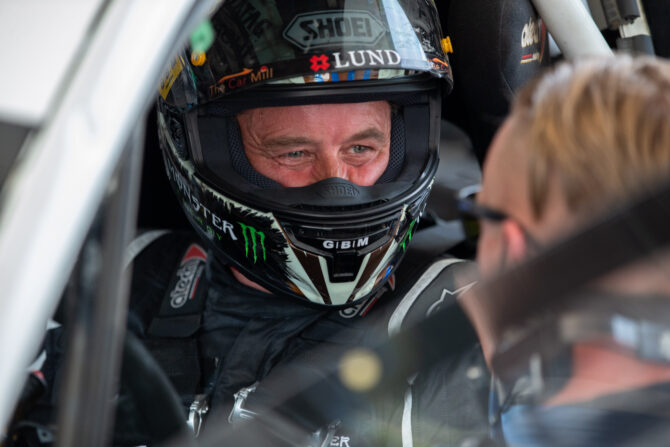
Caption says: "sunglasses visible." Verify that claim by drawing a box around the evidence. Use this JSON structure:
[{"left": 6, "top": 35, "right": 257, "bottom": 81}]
[
  {"left": 455, "top": 184, "right": 508, "bottom": 221},
  {"left": 455, "top": 187, "right": 542, "bottom": 249},
  {"left": 456, "top": 195, "right": 508, "bottom": 223}
]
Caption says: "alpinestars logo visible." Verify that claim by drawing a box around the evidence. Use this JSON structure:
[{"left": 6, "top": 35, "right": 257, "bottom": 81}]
[{"left": 170, "top": 244, "right": 207, "bottom": 308}]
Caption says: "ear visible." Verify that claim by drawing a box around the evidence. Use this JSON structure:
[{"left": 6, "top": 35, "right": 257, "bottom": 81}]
[{"left": 501, "top": 219, "right": 528, "bottom": 264}]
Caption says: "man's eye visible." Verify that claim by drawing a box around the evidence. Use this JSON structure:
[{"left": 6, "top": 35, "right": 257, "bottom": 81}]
[
  {"left": 351, "top": 145, "right": 371, "bottom": 154},
  {"left": 282, "top": 151, "right": 304, "bottom": 159}
]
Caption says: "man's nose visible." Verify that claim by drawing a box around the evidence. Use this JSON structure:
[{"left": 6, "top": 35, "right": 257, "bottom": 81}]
[{"left": 314, "top": 153, "right": 346, "bottom": 182}]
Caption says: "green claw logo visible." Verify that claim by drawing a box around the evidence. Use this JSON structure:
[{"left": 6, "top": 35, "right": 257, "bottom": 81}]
[
  {"left": 401, "top": 219, "right": 416, "bottom": 252},
  {"left": 238, "top": 222, "right": 267, "bottom": 263}
]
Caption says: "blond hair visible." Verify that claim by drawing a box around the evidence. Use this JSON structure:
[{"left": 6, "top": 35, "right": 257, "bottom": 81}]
[{"left": 512, "top": 55, "right": 670, "bottom": 220}]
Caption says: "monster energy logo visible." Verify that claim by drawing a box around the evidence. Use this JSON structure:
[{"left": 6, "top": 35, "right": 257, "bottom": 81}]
[
  {"left": 401, "top": 219, "right": 416, "bottom": 252},
  {"left": 238, "top": 222, "right": 267, "bottom": 263}
]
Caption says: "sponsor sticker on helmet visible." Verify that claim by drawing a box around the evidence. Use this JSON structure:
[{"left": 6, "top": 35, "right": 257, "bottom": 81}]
[
  {"left": 227, "top": 0, "right": 274, "bottom": 39},
  {"left": 238, "top": 222, "right": 267, "bottom": 263},
  {"left": 159, "top": 56, "right": 184, "bottom": 99},
  {"left": 332, "top": 49, "right": 401, "bottom": 69},
  {"left": 169, "top": 244, "right": 208, "bottom": 309},
  {"left": 430, "top": 57, "right": 450, "bottom": 72},
  {"left": 309, "top": 49, "right": 402, "bottom": 73},
  {"left": 288, "top": 225, "right": 390, "bottom": 256},
  {"left": 400, "top": 219, "right": 417, "bottom": 252},
  {"left": 323, "top": 238, "right": 370, "bottom": 250},
  {"left": 310, "top": 54, "right": 331, "bottom": 72},
  {"left": 209, "top": 66, "right": 275, "bottom": 97},
  {"left": 283, "top": 10, "right": 386, "bottom": 50},
  {"left": 164, "top": 159, "right": 239, "bottom": 242}
]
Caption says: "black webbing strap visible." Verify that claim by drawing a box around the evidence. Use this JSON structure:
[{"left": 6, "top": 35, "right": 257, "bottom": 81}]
[
  {"left": 142, "top": 240, "right": 211, "bottom": 402},
  {"left": 121, "top": 332, "right": 195, "bottom": 445}
]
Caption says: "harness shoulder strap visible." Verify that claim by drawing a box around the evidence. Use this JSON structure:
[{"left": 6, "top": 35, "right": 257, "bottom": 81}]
[
  {"left": 126, "top": 230, "right": 210, "bottom": 338},
  {"left": 146, "top": 241, "right": 210, "bottom": 338},
  {"left": 127, "top": 230, "right": 212, "bottom": 397}
]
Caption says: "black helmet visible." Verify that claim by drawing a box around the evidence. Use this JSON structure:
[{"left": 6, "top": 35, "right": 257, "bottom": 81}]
[{"left": 157, "top": 0, "right": 452, "bottom": 306}]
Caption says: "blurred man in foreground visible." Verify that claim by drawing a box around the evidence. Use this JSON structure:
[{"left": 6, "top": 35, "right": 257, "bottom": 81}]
[{"left": 464, "top": 55, "right": 670, "bottom": 446}]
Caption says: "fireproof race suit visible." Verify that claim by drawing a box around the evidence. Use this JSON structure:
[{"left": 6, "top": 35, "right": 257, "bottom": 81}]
[{"left": 15, "top": 227, "right": 489, "bottom": 447}]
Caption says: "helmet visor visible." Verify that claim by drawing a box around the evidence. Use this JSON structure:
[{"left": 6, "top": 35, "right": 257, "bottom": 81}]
[{"left": 161, "top": 0, "right": 451, "bottom": 107}]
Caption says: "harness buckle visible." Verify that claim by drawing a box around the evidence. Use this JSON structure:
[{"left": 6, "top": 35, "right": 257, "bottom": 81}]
[
  {"left": 228, "top": 382, "right": 259, "bottom": 423},
  {"left": 313, "top": 420, "right": 341, "bottom": 447},
  {"left": 187, "top": 393, "right": 210, "bottom": 436}
]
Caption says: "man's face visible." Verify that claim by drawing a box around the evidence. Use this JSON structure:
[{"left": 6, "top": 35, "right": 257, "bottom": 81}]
[
  {"left": 237, "top": 101, "right": 391, "bottom": 187},
  {"left": 476, "top": 116, "right": 573, "bottom": 278},
  {"left": 476, "top": 118, "right": 533, "bottom": 277}
]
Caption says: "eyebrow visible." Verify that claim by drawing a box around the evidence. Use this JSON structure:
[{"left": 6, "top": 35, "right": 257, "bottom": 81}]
[
  {"left": 263, "top": 127, "right": 389, "bottom": 150},
  {"left": 345, "top": 128, "right": 388, "bottom": 145},
  {"left": 263, "top": 136, "right": 316, "bottom": 149}
]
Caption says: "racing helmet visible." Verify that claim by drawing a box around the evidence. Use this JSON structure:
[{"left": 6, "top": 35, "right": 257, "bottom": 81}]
[{"left": 157, "top": 0, "right": 452, "bottom": 306}]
